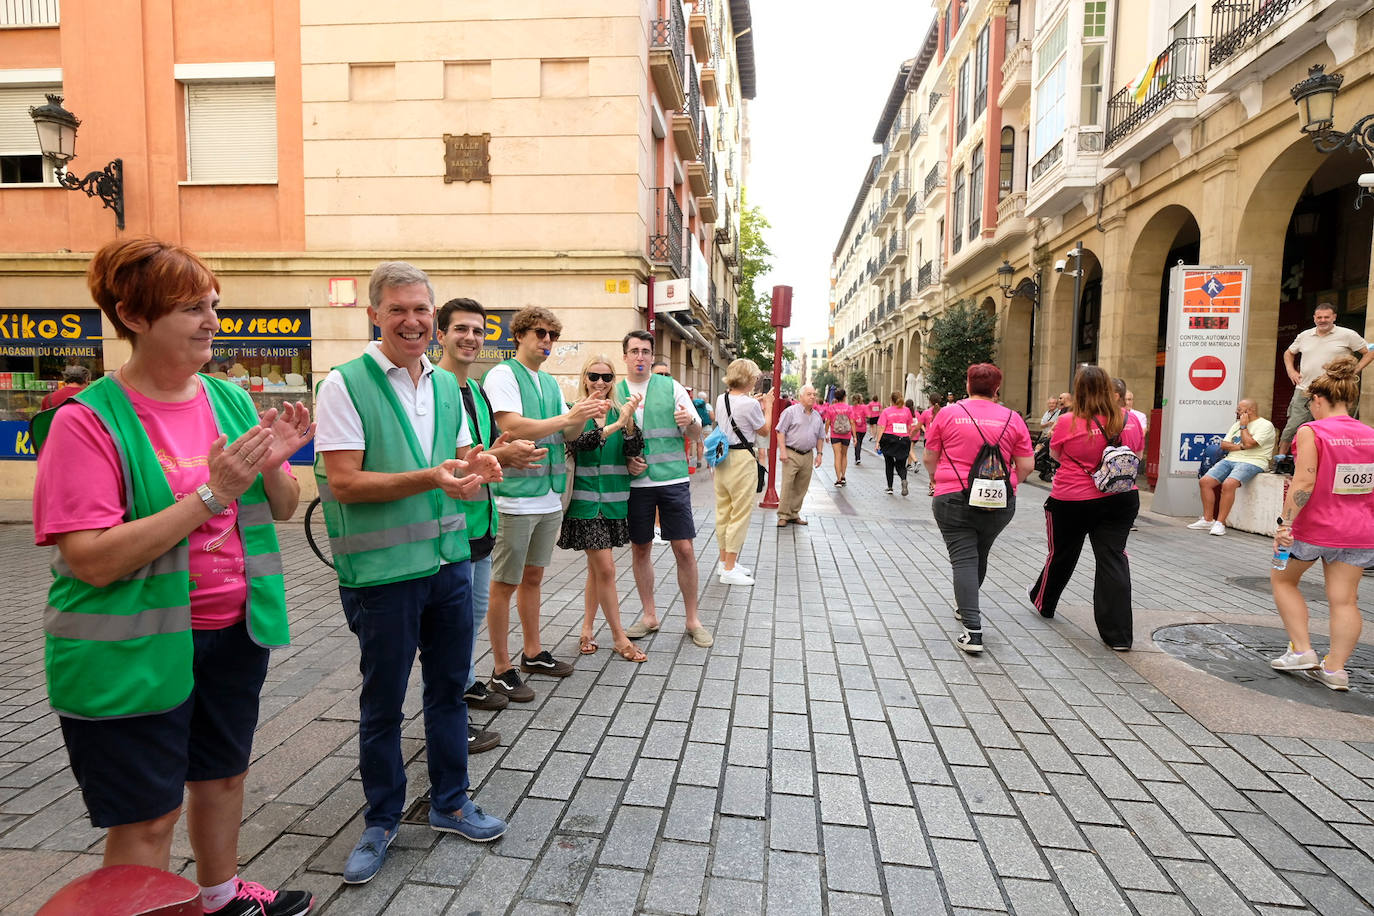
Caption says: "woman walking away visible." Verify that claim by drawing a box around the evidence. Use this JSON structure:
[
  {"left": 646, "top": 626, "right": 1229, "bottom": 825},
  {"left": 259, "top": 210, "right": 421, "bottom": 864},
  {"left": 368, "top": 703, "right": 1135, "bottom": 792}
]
[
  {"left": 1028, "top": 365, "right": 1143, "bottom": 650},
  {"left": 1270, "top": 356, "right": 1374, "bottom": 690},
  {"left": 826, "top": 388, "right": 853, "bottom": 485},
  {"left": 877, "top": 393, "right": 916, "bottom": 495},
  {"left": 31, "top": 237, "right": 316, "bottom": 915},
  {"left": 562, "top": 355, "right": 647, "bottom": 663},
  {"left": 851, "top": 392, "right": 869, "bottom": 466},
  {"left": 714, "top": 358, "right": 771, "bottom": 586},
  {"left": 924, "top": 364, "right": 1034, "bottom": 654},
  {"left": 905, "top": 398, "right": 923, "bottom": 476}
]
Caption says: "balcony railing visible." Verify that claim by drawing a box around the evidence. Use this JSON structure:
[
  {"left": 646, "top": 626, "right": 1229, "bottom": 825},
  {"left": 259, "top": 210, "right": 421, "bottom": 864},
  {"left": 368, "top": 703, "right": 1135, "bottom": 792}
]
[
  {"left": 686, "top": 61, "right": 702, "bottom": 125},
  {"left": 0, "top": 0, "right": 59, "bottom": 25},
  {"left": 1030, "top": 138, "right": 1063, "bottom": 183},
  {"left": 904, "top": 192, "right": 923, "bottom": 223},
  {"left": 996, "top": 190, "right": 1026, "bottom": 225},
  {"left": 929, "top": 91, "right": 942, "bottom": 113},
  {"left": 649, "top": 187, "right": 684, "bottom": 277},
  {"left": 901, "top": 278, "right": 913, "bottom": 302},
  {"left": 917, "top": 259, "right": 938, "bottom": 292},
  {"left": 888, "top": 231, "right": 905, "bottom": 258},
  {"left": 886, "top": 291, "right": 896, "bottom": 314},
  {"left": 651, "top": 2, "right": 686, "bottom": 83},
  {"left": 1209, "top": 0, "right": 1296, "bottom": 70},
  {"left": 924, "top": 161, "right": 947, "bottom": 197},
  {"left": 1106, "top": 36, "right": 1210, "bottom": 149},
  {"left": 887, "top": 107, "right": 910, "bottom": 149},
  {"left": 911, "top": 113, "right": 928, "bottom": 142}
]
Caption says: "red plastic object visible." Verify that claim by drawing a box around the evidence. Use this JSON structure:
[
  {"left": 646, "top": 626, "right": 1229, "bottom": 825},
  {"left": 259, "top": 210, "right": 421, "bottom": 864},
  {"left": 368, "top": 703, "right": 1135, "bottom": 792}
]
[
  {"left": 1146, "top": 407, "right": 1163, "bottom": 488},
  {"left": 37, "top": 865, "right": 203, "bottom": 916}
]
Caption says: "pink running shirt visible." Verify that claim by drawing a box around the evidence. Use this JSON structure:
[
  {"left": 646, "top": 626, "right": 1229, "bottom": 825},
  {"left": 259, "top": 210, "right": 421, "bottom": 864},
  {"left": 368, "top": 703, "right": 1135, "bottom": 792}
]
[
  {"left": 878, "top": 405, "right": 915, "bottom": 437},
  {"left": 925, "top": 399, "right": 1033, "bottom": 498},
  {"left": 1291, "top": 415, "right": 1374, "bottom": 549},
  {"left": 824, "top": 403, "right": 853, "bottom": 440},
  {"left": 1048, "top": 412, "right": 1144, "bottom": 501},
  {"left": 33, "top": 382, "right": 287, "bottom": 629}
]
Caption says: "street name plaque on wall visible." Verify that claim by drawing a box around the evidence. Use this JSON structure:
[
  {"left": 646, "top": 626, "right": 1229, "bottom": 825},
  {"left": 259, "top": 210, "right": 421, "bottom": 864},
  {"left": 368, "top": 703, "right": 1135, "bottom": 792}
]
[{"left": 443, "top": 133, "right": 491, "bottom": 183}]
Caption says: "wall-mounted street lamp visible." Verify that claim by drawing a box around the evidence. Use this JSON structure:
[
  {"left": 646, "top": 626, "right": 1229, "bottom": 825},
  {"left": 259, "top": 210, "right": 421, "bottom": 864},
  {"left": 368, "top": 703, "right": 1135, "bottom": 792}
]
[
  {"left": 997, "top": 259, "right": 1043, "bottom": 417},
  {"left": 29, "top": 94, "right": 124, "bottom": 230},
  {"left": 1291, "top": 64, "right": 1374, "bottom": 207}
]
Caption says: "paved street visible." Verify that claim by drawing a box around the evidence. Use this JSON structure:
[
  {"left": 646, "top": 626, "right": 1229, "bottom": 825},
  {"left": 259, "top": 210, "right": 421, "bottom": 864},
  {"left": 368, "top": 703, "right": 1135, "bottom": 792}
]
[{"left": 3, "top": 456, "right": 1374, "bottom": 915}]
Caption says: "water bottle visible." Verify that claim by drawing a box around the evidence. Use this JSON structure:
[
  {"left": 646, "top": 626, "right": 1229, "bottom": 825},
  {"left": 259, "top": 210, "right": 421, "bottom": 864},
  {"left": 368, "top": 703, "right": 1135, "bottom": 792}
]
[{"left": 1272, "top": 517, "right": 1289, "bottom": 570}]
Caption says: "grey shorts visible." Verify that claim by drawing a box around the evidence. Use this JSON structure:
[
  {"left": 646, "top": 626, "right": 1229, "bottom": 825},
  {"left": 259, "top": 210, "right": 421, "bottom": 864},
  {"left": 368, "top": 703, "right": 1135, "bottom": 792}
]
[
  {"left": 491, "top": 510, "right": 562, "bottom": 584},
  {"left": 1289, "top": 538, "right": 1374, "bottom": 568}
]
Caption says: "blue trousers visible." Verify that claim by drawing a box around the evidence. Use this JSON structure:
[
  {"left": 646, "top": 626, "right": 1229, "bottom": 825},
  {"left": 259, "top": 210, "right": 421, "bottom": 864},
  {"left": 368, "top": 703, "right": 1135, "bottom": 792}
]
[
  {"left": 341, "top": 561, "right": 473, "bottom": 829},
  {"left": 466, "top": 553, "right": 492, "bottom": 692}
]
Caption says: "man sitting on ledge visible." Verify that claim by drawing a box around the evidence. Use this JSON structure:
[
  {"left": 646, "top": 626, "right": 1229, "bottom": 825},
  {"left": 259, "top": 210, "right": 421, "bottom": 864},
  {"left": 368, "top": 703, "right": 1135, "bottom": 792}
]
[{"left": 1188, "top": 398, "right": 1276, "bottom": 536}]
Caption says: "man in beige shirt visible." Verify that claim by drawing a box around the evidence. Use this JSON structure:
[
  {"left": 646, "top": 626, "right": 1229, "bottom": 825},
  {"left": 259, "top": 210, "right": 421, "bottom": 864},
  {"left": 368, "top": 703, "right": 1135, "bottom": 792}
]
[{"left": 1279, "top": 302, "right": 1373, "bottom": 455}]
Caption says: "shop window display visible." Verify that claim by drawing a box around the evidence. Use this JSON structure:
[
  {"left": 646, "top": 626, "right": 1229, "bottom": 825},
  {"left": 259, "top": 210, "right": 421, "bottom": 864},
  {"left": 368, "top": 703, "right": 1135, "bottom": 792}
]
[
  {"left": 202, "top": 309, "right": 313, "bottom": 463},
  {"left": 0, "top": 309, "right": 104, "bottom": 459}
]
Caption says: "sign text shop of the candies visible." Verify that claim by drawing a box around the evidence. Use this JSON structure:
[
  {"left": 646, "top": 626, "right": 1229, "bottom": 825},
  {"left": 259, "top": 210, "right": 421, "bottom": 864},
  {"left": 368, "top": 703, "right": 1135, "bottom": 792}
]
[{"left": 0, "top": 310, "right": 103, "bottom": 346}]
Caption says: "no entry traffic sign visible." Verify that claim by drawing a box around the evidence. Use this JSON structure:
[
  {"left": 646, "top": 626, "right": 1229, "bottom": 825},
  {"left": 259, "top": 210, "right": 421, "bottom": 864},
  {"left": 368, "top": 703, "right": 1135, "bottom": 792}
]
[{"left": 1188, "top": 355, "right": 1226, "bottom": 391}]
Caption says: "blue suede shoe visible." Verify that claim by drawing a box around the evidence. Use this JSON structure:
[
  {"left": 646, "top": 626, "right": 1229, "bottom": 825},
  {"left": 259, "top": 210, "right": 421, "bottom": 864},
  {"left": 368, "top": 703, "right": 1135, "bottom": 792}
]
[
  {"left": 343, "top": 825, "right": 395, "bottom": 884},
  {"left": 429, "top": 799, "right": 508, "bottom": 842}
]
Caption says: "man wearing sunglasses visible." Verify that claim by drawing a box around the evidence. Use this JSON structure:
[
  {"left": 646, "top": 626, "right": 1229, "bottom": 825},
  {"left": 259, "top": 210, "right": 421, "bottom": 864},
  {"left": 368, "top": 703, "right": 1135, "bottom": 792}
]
[
  {"left": 619, "top": 331, "right": 713, "bottom": 648},
  {"left": 481, "top": 307, "right": 608, "bottom": 702}
]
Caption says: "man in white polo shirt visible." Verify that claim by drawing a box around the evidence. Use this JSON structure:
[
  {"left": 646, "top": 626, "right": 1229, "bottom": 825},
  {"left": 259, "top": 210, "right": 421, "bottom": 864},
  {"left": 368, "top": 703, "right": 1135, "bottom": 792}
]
[{"left": 1279, "top": 301, "right": 1374, "bottom": 457}]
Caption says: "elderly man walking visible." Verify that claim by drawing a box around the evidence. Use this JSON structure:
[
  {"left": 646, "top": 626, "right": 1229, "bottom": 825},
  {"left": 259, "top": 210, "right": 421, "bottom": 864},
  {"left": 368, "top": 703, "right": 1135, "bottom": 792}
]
[{"left": 775, "top": 385, "right": 827, "bottom": 527}]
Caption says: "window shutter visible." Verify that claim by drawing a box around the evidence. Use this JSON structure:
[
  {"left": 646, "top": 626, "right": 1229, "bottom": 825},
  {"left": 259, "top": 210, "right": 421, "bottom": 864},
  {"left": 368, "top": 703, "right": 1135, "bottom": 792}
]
[
  {"left": 186, "top": 81, "right": 277, "bottom": 182},
  {"left": 0, "top": 86, "right": 59, "bottom": 155}
]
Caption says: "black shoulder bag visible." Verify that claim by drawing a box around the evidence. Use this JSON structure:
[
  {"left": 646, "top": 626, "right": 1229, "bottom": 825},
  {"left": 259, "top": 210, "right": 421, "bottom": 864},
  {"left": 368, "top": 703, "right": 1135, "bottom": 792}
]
[{"left": 724, "top": 395, "right": 766, "bottom": 493}]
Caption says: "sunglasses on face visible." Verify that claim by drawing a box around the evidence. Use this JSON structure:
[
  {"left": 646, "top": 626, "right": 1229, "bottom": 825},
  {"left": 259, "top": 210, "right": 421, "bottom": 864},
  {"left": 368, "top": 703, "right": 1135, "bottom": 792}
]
[
  {"left": 586, "top": 372, "right": 614, "bottom": 382},
  {"left": 531, "top": 328, "right": 561, "bottom": 342}
]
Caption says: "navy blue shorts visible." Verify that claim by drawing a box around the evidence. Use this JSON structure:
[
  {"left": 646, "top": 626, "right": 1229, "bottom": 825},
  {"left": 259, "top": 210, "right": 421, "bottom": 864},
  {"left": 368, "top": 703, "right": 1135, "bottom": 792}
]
[
  {"left": 628, "top": 481, "right": 697, "bottom": 544},
  {"left": 59, "top": 620, "right": 270, "bottom": 828}
]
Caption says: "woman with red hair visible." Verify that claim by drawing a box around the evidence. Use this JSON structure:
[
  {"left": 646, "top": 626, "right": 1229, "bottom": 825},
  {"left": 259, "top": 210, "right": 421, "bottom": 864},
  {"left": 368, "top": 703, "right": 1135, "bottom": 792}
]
[
  {"left": 923, "top": 364, "right": 1034, "bottom": 653},
  {"left": 32, "top": 237, "right": 315, "bottom": 915}
]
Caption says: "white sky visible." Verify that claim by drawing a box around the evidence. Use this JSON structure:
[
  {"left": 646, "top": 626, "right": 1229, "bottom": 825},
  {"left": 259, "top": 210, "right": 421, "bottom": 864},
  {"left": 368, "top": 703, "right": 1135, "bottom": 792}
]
[{"left": 747, "top": 1, "right": 936, "bottom": 348}]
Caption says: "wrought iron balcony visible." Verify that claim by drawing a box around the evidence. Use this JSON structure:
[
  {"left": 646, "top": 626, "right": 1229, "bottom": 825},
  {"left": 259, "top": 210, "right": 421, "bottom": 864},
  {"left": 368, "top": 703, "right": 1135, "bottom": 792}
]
[
  {"left": 1105, "top": 36, "right": 1210, "bottom": 150},
  {"left": 917, "top": 259, "right": 936, "bottom": 292},
  {"left": 650, "top": 2, "right": 687, "bottom": 111},
  {"left": 888, "top": 231, "right": 906, "bottom": 264},
  {"left": 910, "top": 113, "right": 928, "bottom": 142},
  {"left": 888, "top": 107, "right": 912, "bottom": 152},
  {"left": 1030, "top": 139, "right": 1063, "bottom": 183},
  {"left": 901, "top": 278, "right": 913, "bottom": 302},
  {"left": 924, "top": 161, "right": 947, "bottom": 198},
  {"left": 1209, "top": 0, "right": 1295, "bottom": 70},
  {"left": 904, "top": 192, "right": 923, "bottom": 223},
  {"left": 928, "top": 91, "right": 942, "bottom": 113},
  {"left": 649, "top": 186, "right": 684, "bottom": 278}
]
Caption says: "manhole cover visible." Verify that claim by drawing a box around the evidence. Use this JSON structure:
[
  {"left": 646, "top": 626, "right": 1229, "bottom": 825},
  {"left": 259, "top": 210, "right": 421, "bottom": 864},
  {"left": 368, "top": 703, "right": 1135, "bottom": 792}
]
[
  {"left": 1227, "top": 575, "right": 1329, "bottom": 604},
  {"left": 1154, "top": 623, "right": 1374, "bottom": 712}
]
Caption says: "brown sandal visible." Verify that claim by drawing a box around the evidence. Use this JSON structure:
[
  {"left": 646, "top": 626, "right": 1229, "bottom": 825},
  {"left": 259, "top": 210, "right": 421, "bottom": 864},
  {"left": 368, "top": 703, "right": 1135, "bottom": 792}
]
[
  {"left": 579, "top": 635, "right": 598, "bottom": 655},
  {"left": 615, "top": 641, "right": 647, "bottom": 663}
]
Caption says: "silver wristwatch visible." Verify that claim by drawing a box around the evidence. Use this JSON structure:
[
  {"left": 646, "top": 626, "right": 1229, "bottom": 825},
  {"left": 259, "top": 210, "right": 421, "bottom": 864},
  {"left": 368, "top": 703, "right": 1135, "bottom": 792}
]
[{"left": 196, "top": 483, "right": 226, "bottom": 515}]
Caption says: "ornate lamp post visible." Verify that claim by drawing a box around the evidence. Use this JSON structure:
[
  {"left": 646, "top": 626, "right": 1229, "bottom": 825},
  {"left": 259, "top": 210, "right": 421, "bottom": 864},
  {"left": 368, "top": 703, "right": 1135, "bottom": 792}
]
[
  {"left": 998, "top": 259, "right": 1042, "bottom": 416},
  {"left": 1291, "top": 64, "right": 1374, "bottom": 206},
  {"left": 29, "top": 94, "right": 124, "bottom": 230}
]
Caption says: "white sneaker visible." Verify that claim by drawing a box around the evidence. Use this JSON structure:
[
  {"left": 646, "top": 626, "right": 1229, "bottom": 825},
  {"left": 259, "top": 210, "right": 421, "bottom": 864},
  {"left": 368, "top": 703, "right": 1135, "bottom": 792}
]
[
  {"left": 1209, "top": 521, "right": 1226, "bottom": 536},
  {"left": 717, "top": 562, "right": 752, "bottom": 576},
  {"left": 1270, "top": 643, "right": 1319, "bottom": 670},
  {"left": 719, "top": 568, "right": 755, "bottom": 586},
  {"left": 1187, "top": 517, "right": 1212, "bottom": 530}
]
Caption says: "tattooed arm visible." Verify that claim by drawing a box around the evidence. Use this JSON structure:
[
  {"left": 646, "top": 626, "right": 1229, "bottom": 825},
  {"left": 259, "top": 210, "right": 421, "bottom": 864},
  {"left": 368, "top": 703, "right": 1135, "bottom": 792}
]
[{"left": 1280, "top": 426, "right": 1318, "bottom": 526}]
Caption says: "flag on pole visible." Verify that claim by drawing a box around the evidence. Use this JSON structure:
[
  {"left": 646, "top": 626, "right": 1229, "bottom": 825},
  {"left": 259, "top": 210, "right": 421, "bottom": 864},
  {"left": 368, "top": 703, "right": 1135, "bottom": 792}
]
[{"left": 1128, "top": 49, "right": 1172, "bottom": 105}]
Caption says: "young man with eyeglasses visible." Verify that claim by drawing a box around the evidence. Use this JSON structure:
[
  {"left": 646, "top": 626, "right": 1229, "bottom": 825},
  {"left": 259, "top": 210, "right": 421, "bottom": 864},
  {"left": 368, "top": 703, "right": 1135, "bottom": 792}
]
[
  {"left": 481, "top": 307, "right": 608, "bottom": 702},
  {"left": 619, "top": 331, "right": 713, "bottom": 648},
  {"left": 436, "top": 298, "right": 550, "bottom": 751}
]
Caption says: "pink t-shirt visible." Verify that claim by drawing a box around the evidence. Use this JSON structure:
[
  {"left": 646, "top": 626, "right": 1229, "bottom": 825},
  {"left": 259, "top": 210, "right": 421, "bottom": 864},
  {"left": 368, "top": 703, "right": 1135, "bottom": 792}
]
[
  {"left": 1291, "top": 415, "right": 1374, "bottom": 548},
  {"left": 823, "top": 403, "right": 853, "bottom": 439},
  {"left": 32, "top": 382, "right": 280, "bottom": 630},
  {"left": 1049, "top": 412, "right": 1144, "bottom": 501},
  {"left": 878, "top": 405, "right": 915, "bottom": 437},
  {"left": 925, "top": 399, "right": 1034, "bottom": 498}
]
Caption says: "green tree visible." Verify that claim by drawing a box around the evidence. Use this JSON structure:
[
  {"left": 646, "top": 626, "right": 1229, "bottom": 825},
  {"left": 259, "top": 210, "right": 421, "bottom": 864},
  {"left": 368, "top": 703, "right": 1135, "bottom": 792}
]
[
  {"left": 781, "top": 373, "right": 799, "bottom": 395},
  {"left": 846, "top": 367, "right": 869, "bottom": 400},
  {"left": 812, "top": 365, "right": 839, "bottom": 393},
  {"left": 926, "top": 302, "right": 997, "bottom": 402},
  {"left": 735, "top": 198, "right": 792, "bottom": 370}
]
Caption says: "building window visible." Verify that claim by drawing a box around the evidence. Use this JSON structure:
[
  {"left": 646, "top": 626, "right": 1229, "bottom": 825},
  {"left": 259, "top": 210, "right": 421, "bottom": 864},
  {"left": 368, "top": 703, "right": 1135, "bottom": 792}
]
[
  {"left": 1081, "top": 44, "right": 1104, "bottom": 128},
  {"left": 1033, "top": 14, "right": 1068, "bottom": 164},
  {"left": 957, "top": 58, "right": 970, "bottom": 142},
  {"left": 973, "top": 25, "right": 989, "bottom": 114},
  {"left": 936, "top": 217, "right": 945, "bottom": 259},
  {"left": 943, "top": 4, "right": 952, "bottom": 48},
  {"left": 999, "top": 126, "right": 1015, "bottom": 197},
  {"left": 951, "top": 167, "right": 965, "bottom": 254},
  {"left": 968, "top": 145, "right": 983, "bottom": 240},
  {"left": 185, "top": 81, "right": 277, "bottom": 183},
  {"left": 1170, "top": 7, "right": 1195, "bottom": 42},
  {"left": 0, "top": 1, "right": 60, "bottom": 27},
  {"left": 0, "top": 85, "right": 60, "bottom": 185},
  {"left": 1084, "top": 1, "right": 1107, "bottom": 38},
  {"left": 1005, "top": 0, "right": 1021, "bottom": 51}
]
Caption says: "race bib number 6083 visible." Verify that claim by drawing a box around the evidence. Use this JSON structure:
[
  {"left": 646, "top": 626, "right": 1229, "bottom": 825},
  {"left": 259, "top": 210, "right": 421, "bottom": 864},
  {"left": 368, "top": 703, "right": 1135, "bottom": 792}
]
[{"left": 1333, "top": 463, "right": 1374, "bottom": 495}]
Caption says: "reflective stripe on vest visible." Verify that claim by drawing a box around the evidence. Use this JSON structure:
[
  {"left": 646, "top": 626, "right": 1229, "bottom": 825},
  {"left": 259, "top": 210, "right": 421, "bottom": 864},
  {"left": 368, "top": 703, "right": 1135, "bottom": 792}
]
[
  {"left": 486, "top": 359, "right": 567, "bottom": 497},
  {"left": 44, "top": 603, "right": 192, "bottom": 641},
  {"left": 329, "top": 514, "right": 467, "bottom": 556},
  {"left": 620, "top": 376, "right": 688, "bottom": 481}
]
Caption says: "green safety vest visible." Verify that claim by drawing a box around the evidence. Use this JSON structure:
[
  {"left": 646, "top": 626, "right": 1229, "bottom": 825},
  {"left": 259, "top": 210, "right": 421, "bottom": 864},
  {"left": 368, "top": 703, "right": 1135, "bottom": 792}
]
[
  {"left": 315, "top": 356, "right": 470, "bottom": 589},
  {"left": 38, "top": 375, "right": 288, "bottom": 720},
  {"left": 566, "top": 413, "right": 632, "bottom": 520},
  {"left": 620, "top": 374, "right": 688, "bottom": 481},
  {"left": 454, "top": 374, "right": 497, "bottom": 541},
  {"left": 483, "top": 358, "right": 567, "bottom": 498}
]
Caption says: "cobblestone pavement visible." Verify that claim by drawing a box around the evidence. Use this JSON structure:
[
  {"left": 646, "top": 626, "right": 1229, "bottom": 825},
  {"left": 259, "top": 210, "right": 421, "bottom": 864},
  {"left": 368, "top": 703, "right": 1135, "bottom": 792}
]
[{"left": 4, "top": 458, "right": 1374, "bottom": 915}]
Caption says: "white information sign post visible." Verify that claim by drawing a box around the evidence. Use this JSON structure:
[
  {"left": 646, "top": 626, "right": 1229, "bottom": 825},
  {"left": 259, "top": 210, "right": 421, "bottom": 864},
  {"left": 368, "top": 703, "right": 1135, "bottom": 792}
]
[{"left": 1153, "top": 265, "right": 1252, "bottom": 516}]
